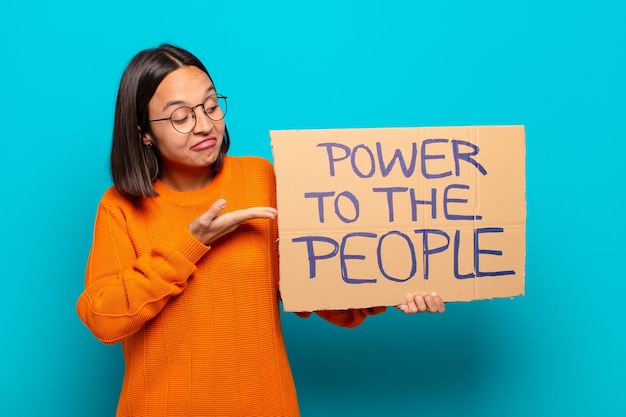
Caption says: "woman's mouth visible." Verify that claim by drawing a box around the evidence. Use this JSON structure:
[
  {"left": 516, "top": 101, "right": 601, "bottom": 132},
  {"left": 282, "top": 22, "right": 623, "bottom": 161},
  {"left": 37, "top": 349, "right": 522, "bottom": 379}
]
[{"left": 191, "top": 138, "right": 217, "bottom": 151}]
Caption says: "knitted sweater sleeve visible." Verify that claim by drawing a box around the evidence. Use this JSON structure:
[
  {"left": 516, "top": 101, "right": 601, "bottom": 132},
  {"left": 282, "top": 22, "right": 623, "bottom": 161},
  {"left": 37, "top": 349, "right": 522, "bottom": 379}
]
[
  {"left": 295, "top": 307, "right": 387, "bottom": 328},
  {"left": 76, "top": 199, "right": 210, "bottom": 344}
]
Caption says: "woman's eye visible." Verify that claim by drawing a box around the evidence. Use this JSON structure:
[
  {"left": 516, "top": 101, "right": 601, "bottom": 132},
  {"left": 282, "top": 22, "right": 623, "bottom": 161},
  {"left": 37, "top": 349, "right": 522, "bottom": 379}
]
[
  {"left": 172, "top": 115, "right": 189, "bottom": 125},
  {"left": 171, "top": 109, "right": 191, "bottom": 124}
]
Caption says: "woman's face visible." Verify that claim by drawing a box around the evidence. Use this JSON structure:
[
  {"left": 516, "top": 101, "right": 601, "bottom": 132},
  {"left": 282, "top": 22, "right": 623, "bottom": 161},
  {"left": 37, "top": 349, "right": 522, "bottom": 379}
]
[{"left": 143, "top": 65, "right": 225, "bottom": 187}]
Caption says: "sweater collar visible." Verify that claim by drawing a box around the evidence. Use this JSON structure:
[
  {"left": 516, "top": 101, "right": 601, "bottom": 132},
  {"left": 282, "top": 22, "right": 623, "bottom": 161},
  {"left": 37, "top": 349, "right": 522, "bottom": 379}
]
[{"left": 152, "top": 157, "right": 232, "bottom": 206}]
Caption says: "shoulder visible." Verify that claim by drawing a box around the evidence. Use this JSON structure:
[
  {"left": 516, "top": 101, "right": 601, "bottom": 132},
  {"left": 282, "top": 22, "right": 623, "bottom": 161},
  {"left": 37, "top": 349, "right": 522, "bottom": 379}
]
[
  {"left": 100, "top": 186, "right": 126, "bottom": 204},
  {"left": 226, "top": 155, "right": 273, "bottom": 169},
  {"left": 223, "top": 156, "right": 276, "bottom": 201},
  {"left": 98, "top": 186, "right": 142, "bottom": 212},
  {"left": 225, "top": 155, "right": 274, "bottom": 176}
]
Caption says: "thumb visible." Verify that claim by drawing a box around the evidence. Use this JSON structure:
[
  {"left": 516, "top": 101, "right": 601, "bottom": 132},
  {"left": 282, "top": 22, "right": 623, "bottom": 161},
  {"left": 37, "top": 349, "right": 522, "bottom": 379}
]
[{"left": 204, "top": 198, "right": 227, "bottom": 220}]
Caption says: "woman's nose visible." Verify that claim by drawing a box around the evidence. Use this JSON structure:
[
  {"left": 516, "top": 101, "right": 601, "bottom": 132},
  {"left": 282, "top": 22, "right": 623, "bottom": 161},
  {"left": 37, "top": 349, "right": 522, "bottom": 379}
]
[{"left": 192, "top": 105, "right": 215, "bottom": 133}]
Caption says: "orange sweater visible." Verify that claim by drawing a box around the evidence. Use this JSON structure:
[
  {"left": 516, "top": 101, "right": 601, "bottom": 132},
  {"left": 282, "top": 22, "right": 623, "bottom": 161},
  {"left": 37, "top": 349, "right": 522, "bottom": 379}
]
[{"left": 77, "top": 156, "right": 378, "bottom": 417}]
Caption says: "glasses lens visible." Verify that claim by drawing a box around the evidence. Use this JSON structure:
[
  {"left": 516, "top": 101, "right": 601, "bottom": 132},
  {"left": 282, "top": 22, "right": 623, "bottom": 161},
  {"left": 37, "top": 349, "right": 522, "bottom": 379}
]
[
  {"left": 170, "top": 107, "right": 195, "bottom": 134},
  {"left": 204, "top": 95, "right": 227, "bottom": 121}
]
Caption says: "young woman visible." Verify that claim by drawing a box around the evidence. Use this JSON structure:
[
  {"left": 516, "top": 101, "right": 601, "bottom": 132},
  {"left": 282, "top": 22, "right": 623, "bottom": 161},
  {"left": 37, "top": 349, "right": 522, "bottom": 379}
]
[{"left": 76, "top": 44, "right": 445, "bottom": 417}]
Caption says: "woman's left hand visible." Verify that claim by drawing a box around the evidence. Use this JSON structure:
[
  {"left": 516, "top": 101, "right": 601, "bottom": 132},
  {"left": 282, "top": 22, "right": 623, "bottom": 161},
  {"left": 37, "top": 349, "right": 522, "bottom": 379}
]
[{"left": 396, "top": 292, "right": 445, "bottom": 314}]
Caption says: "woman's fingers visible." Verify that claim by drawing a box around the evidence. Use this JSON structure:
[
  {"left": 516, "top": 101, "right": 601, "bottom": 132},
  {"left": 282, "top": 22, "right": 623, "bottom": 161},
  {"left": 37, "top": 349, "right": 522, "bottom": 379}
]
[
  {"left": 397, "top": 292, "right": 445, "bottom": 314},
  {"left": 189, "top": 200, "right": 277, "bottom": 245}
]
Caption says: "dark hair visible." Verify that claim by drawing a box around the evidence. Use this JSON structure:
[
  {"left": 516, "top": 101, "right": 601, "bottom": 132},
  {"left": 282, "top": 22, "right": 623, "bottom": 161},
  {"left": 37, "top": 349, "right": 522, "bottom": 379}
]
[{"left": 110, "top": 44, "right": 230, "bottom": 198}]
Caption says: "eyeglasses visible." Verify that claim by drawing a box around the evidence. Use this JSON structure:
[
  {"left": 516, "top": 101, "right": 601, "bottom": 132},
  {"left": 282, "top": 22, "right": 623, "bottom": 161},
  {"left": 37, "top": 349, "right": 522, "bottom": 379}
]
[{"left": 145, "top": 94, "right": 228, "bottom": 134}]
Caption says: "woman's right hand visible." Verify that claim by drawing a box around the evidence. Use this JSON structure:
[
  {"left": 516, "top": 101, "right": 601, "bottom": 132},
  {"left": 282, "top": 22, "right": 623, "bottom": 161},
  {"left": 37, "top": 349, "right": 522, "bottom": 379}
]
[{"left": 189, "top": 198, "right": 278, "bottom": 245}]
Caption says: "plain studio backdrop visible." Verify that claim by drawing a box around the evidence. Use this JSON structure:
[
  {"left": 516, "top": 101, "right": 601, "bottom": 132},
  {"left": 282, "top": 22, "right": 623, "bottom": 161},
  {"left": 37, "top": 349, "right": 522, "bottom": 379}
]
[{"left": 1, "top": 0, "right": 624, "bottom": 416}]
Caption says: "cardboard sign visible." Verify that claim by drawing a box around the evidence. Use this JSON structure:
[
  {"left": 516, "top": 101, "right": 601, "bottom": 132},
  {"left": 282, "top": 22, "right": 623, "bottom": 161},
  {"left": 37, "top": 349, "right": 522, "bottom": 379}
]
[{"left": 270, "top": 126, "right": 525, "bottom": 312}]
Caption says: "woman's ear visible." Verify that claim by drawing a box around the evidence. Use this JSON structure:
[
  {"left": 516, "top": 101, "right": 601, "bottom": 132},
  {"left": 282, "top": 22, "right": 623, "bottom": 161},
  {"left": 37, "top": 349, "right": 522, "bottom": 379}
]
[{"left": 139, "top": 126, "right": 153, "bottom": 146}]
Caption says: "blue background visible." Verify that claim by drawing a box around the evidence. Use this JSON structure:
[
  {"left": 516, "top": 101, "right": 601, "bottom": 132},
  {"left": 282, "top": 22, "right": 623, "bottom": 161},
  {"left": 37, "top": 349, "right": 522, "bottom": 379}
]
[{"left": 1, "top": 0, "right": 624, "bottom": 416}]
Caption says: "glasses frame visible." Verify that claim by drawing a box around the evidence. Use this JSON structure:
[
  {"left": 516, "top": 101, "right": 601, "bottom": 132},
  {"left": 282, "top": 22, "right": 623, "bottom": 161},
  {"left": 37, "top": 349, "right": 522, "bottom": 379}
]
[{"left": 145, "top": 94, "right": 228, "bottom": 134}]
